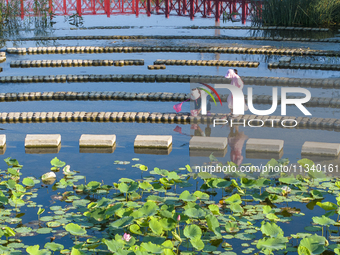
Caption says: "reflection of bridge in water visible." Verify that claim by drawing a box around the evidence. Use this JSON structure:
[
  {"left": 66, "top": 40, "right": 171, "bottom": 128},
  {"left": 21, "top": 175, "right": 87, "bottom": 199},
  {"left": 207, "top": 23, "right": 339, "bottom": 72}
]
[{"left": 17, "top": 0, "right": 261, "bottom": 22}]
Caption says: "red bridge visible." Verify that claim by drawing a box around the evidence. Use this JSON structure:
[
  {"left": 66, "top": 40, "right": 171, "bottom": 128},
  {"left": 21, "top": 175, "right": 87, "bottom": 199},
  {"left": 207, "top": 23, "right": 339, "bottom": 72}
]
[{"left": 12, "top": 0, "right": 261, "bottom": 23}]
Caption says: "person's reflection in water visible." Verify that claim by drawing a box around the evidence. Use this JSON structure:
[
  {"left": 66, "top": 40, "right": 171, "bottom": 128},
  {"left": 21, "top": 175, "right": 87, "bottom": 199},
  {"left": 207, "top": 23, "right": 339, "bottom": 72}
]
[{"left": 228, "top": 126, "right": 248, "bottom": 166}]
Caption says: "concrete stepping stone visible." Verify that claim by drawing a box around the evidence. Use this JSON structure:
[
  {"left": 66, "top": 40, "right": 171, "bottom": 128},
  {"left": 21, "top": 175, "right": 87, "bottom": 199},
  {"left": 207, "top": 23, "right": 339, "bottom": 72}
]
[
  {"left": 134, "top": 135, "right": 172, "bottom": 148},
  {"left": 189, "top": 136, "right": 228, "bottom": 150},
  {"left": 301, "top": 141, "right": 340, "bottom": 156},
  {"left": 0, "top": 135, "right": 6, "bottom": 148},
  {"left": 79, "top": 134, "right": 116, "bottom": 147},
  {"left": 25, "top": 134, "right": 61, "bottom": 147},
  {"left": 246, "top": 138, "right": 284, "bottom": 152}
]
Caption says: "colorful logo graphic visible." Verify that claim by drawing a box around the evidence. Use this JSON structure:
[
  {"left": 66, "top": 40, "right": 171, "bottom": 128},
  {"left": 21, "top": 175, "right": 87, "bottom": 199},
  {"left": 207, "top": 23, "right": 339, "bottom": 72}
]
[{"left": 173, "top": 83, "right": 222, "bottom": 114}]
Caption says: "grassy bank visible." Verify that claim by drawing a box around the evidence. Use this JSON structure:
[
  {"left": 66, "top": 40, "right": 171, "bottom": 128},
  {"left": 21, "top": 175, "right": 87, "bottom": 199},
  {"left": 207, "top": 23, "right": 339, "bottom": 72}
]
[{"left": 255, "top": 0, "right": 340, "bottom": 27}]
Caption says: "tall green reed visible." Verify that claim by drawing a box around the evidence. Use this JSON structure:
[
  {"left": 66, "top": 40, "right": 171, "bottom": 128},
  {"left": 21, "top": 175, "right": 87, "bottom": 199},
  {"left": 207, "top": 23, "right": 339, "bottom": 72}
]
[{"left": 252, "top": 0, "right": 340, "bottom": 27}]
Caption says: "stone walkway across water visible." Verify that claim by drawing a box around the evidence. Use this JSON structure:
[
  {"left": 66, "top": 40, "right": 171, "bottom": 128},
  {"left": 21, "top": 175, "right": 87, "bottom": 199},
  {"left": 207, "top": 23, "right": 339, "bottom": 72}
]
[
  {"left": 0, "top": 91, "right": 339, "bottom": 109},
  {"left": 0, "top": 74, "right": 339, "bottom": 89},
  {"left": 6, "top": 46, "right": 338, "bottom": 57},
  {"left": 0, "top": 112, "right": 339, "bottom": 131}
]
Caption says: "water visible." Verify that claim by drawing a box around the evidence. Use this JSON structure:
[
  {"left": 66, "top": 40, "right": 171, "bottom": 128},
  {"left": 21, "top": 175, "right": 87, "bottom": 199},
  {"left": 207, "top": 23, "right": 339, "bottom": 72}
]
[{"left": 0, "top": 13, "right": 340, "bottom": 254}]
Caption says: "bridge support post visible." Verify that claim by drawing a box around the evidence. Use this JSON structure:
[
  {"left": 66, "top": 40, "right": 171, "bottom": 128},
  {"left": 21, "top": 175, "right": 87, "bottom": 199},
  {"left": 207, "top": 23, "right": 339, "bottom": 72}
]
[
  {"left": 77, "top": 0, "right": 82, "bottom": 16},
  {"left": 156, "top": 0, "right": 159, "bottom": 13},
  {"left": 242, "top": 0, "right": 246, "bottom": 24},
  {"left": 207, "top": 0, "right": 211, "bottom": 16},
  {"left": 136, "top": 0, "right": 139, "bottom": 17},
  {"left": 183, "top": 0, "right": 186, "bottom": 14},
  {"left": 20, "top": 0, "right": 24, "bottom": 19},
  {"left": 190, "top": 0, "right": 194, "bottom": 20},
  {"left": 147, "top": 0, "right": 151, "bottom": 16},
  {"left": 63, "top": 0, "right": 67, "bottom": 14},
  {"left": 105, "top": 0, "right": 110, "bottom": 17},
  {"left": 232, "top": 0, "right": 236, "bottom": 13},
  {"left": 165, "top": 0, "right": 169, "bottom": 18},
  {"left": 49, "top": 0, "right": 53, "bottom": 14},
  {"left": 215, "top": 0, "right": 220, "bottom": 22}
]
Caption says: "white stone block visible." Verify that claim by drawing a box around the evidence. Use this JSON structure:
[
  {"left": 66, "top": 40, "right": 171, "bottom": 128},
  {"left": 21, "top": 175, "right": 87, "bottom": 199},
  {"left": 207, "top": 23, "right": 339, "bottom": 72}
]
[
  {"left": 79, "top": 134, "right": 116, "bottom": 147},
  {"left": 302, "top": 141, "right": 340, "bottom": 156},
  {"left": 246, "top": 138, "right": 284, "bottom": 152},
  {"left": 189, "top": 136, "right": 228, "bottom": 150},
  {"left": 134, "top": 135, "right": 172, "bottom": 148},
  {"left": 25, "top": 134, "right": 61, "bottom": 147},
  {"left": 0, "top": 135, "right": 6, "bottom": 148}
]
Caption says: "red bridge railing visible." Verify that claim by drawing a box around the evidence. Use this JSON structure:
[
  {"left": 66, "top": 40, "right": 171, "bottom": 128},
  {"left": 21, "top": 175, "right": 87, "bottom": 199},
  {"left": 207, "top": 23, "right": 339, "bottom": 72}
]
[{"left": 11, "top": 0, "right": 262, "bottom": 23}]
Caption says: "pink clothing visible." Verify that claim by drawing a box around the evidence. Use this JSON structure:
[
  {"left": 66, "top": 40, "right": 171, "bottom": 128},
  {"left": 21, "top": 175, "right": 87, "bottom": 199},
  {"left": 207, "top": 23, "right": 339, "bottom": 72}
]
[
  {"left": 225, "top": 69, "right": 248, "bottom": 111},
  {"left": 225, "top": 69, "right": 244, "bottom": 89},
  {"left": 228, "top": 131, "right": 248, "bottom": 166}
]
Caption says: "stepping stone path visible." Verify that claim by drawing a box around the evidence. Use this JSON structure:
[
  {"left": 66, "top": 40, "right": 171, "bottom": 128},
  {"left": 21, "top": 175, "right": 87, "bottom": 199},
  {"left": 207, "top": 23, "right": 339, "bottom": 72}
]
[
  {"left": 301, "top": 141, "right": 340, "bottom": 156},
  {"left": 134, "top": 135, "right": 172, "bottom": 148},
  {"left": 24, "top": 134, "right": 61, "bottom": 147},
  {"left": 79, "top": 134, "right": 116, "bottom": 147},
  {"left": 189, "top": 136, "right": 228, "bottom": 150}
]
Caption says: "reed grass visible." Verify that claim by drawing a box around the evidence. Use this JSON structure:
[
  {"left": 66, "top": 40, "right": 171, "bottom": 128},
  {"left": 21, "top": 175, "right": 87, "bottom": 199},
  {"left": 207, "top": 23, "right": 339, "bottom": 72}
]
[{"left": 253, "top": 0, "right": 340, "bottom": 27}]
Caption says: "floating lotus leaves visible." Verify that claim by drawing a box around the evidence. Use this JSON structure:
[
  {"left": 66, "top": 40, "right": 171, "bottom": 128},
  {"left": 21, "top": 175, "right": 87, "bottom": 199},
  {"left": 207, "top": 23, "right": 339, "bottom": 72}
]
[
  {"left": 184, "top": 225, "right": 202, "bottom": 239},
  {"left": 118, "top": 181, "right": 138, "bottom": 193},
  {"left": 256, "top": 237, "right": 288, "bottom": 251},
  {"left": 225, "top": 194, "right": 242, "bottom": 204},
  {"left": 102, "top": 239, "right": 124, "bottom": 253},
  {"left": 260, "top": 222, "right": 284, "bottom": 238},
  {"left": 279, "top": 175, "right": 301, "bottom": 185},
  {"left": 36, "top": 228, "right": 52, "bottom": 234},
  {"left": 22, "top": 177, "right": 35, "bottom": 187},
  {"left": 190, "top": 238, "right": 205, "bottom": 251},
  {"left": 310, "top": 190, "right": 323, "bottom": 199},
  {"left": 316, "top": 202, "right": 337, "bottom": 211},
  {"left": 184, "top": 207, "right": 206, "bottom": 218},
  {"left": 26, "top": 245, "right": 51, "bottom": 255},
  {"left": 139, "top": 181, "right": 153, "bottom": 190},
  {"left": 194, "top": 191, "right": 209, "bottom": 200},
  {"left": 225, "top": 222, "right": 239, "bottom": 233},
  {"left": 312, "top": 215, "right": 335, "bottom": 226},
  {"left": 206, "top": 214, "right": 222, "bottom": 237},
  {"left": 263, "top": 205, "right": 274, "bottom": 214},
  {"left": 50, "top": 157, "right": 66, "bottom": 168},
  {"left": 299, "top": 235, "right": 328, "bottom": 255},
  {"left": 160, "top": 218, "right": 176, "bottom": 231},
  {"left": 65, "top": 223, "right": 87, "bottom": 236},
  {"left": 139, "top": 165, "right": 148, "bottom": 171},
  {"left": 141, "top": 242, "right": 163, "bottom": 253},
  {"left": 149, "top": 217, "right": 163, "bottom": 235},
  {"left": 179, "top": 190, "right": 197, "bottom": 202},
  {"left": 211, "top": 179, "right": 232, "bottom": 188},
  {"left": 208, "top": 204, "right": 221, "bottom": 215},
  {"left": 139, "top": 201, "right": 158, "bottom": 216}
]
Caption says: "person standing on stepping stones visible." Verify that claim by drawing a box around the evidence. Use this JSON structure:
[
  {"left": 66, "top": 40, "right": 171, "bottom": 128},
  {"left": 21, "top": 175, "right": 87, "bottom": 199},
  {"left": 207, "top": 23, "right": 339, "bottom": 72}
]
[
  {"left": 190, "top": 88, "right": 212, "bottom": 117},
  {"left": 225, "top": 69, "right": 248, "bottom": 117}
]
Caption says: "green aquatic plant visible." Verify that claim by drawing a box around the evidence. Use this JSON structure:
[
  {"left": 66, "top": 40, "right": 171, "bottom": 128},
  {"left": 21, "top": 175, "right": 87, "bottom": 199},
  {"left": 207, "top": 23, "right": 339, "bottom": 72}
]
[
  {"left": 253, "top": 0, "right": 340, "bottom": 27},
  {"left": 0, "top": 157, "right": 340, "bottom": 254}
]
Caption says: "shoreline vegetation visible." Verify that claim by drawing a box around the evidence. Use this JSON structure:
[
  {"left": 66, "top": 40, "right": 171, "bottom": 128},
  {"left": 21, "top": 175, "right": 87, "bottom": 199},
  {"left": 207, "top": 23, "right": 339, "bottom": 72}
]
[{"left": 253, "top": 0, "right": 340, "bottom": 27}]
